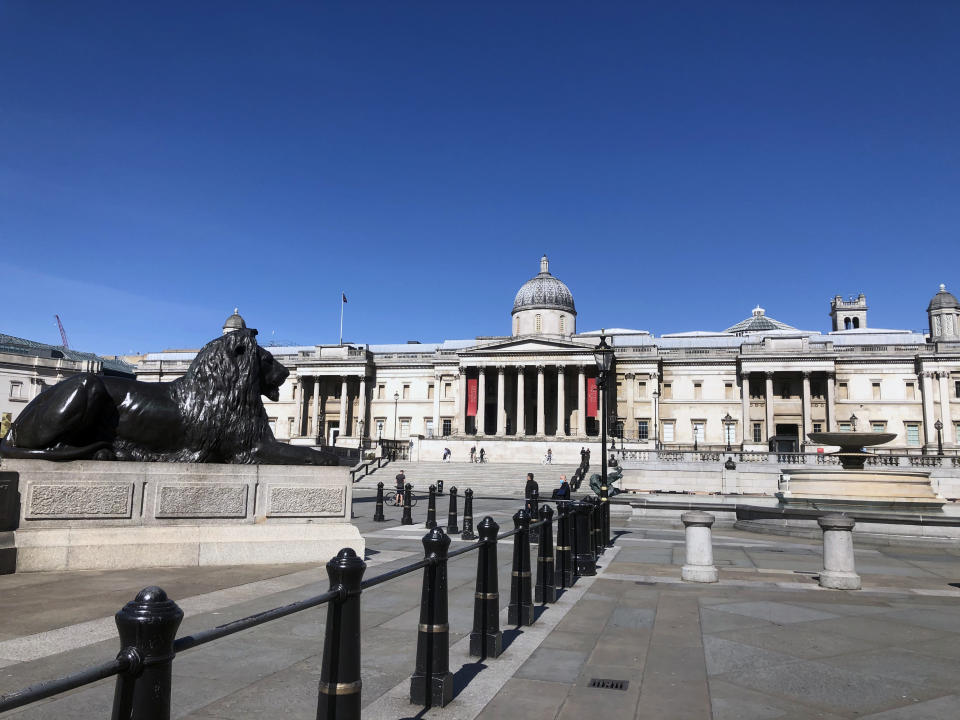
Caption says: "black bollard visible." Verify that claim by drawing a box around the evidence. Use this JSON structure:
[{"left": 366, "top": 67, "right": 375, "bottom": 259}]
[
  {"left": 111, "top": 586, "right": 184, "bottom": 720},
  {"left": 594, "top": 496, "right": 605, "bottom": 556},
  {"left": 535, "top": 504, "right": 556, "bottom": 603},
  {"left": 373, "top": 482, "right": 386, "bottom": 522},
  {"left": 401, "top": 483, "right": 414, "bottom": 526},
  {"left": 410, "top": 527, "right": 454, "bottom": 708},
  {"left": 574, "top": 501, "right": 596, "bottom": 576},
  {"left": 317, "top": 548, "right": 366, "bottom": 720},
  {"left": 555, "top": 500, "right": 572, "bottom": 588},
  {"left": 469, "top": 516, "right": 503, "bottom": 659},
  {"left": 528, "top": 490, "right": 541, "bottom": 543},
  {"left": 461, "top": 489, "right": 477, "bottom": 540},
  {"left": 446, "top": 486, "right": 459, "bottom": 534},
  {"left": 425, "top": 485, "right": 438, "bottom": 529},
  {"left": 507, "top": 508, "right": 534, "bottom": 626}
]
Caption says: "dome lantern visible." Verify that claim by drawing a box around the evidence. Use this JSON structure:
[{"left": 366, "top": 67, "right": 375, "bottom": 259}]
[{"left": 511, "top": 255, "right": 576, "bottom": 336}]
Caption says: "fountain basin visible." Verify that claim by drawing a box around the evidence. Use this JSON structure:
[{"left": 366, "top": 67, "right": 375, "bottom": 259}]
[
  {"left": 778, "top": 468, "right": 945, "bottom": 512},
  {"left": 807, "top": 432, "right": 897, "bottom": 470}
]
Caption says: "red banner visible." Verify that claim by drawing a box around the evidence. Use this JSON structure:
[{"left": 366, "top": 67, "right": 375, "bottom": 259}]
[
  {"left": 467, "top": 378, "right": 478, "bottom": 417},
  {"left": 586, "top": 377, "right": 598, "bottom": 418}
]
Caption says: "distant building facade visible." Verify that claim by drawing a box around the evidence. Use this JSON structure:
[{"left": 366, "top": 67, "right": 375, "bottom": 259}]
[{"left": 133, "top": 258, "right": 960, "bottom": 455}]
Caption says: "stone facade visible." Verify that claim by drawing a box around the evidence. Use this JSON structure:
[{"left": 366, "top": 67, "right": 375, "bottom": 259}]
[{"left": 131, "top": 266, "right": 960, "bottom": 457}]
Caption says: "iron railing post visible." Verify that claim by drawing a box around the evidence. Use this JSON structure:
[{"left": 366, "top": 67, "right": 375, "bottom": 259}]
[
  {"left": 528, "top": 489, "right": 540, "bottom": 543},
  {"left": 535, "top": 504, "right": 556, "bottom": 603},
  {"left": 316, "top": 548, "right": 367, "bottom": 720},
  {"left": 446, "top": 486, "right": 459, "bottom": 534},
  {"left": 410, "top": 528, "right": 453, "bottom": 709},
  {"left": 508, "top": 508, "right": 534, "bottom": 626},
  {"left": 556, "top": 500, "right": 573, "bottom": 588},
  {"left": 425, "top": 484, "right": 438, "bottom": 529},
  {"left": 111, "top": 587, "right": 183, "bottom": 720},
  {"left": 373, "top": 482, "right": 385, "bottom": 522},
  {"left": 461, "top": 488, "right": 477, "bottom": 540},
  {"left": 574, "top": 501, "right": 596, "bottom": 576},
  {"left": 401, "top": 483, "right": 413, "bottom": 526},
  {"left": 470, "top": 516, "right": 502, "bottom": 659}
]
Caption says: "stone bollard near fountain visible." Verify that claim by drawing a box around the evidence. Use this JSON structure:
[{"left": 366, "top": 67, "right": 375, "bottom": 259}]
[
  {"left": 681, "top": 511, "right": 719, "bottom": 583},
  {"left": 817, "top": 514, "right": 861, "bottom": 590}
]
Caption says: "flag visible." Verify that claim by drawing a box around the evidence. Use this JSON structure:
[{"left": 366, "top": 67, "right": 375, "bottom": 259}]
[{"left": 342, "top": 293, "right": 348, "bottom": 303}]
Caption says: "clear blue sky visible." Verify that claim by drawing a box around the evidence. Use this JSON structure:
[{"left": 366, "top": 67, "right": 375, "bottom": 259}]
[{"left": 2, "top": 2, "right": 958, "bottom": 354}]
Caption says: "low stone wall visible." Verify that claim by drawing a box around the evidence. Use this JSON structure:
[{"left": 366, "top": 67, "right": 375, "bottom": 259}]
[{"left": 1, "top": 459, "right": 363, "bottom": 573}]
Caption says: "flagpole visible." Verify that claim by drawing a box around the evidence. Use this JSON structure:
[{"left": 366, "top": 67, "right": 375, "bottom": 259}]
[{"left": 339, "top": 293, "right": 344, "bottom": 346}]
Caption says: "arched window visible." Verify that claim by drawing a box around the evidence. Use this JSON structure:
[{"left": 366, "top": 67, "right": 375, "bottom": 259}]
[
  {"left": 844, "top": 317, "right": 852, "bottom": 329},
  {"left": 852, "top": 318, "right": 860, "bottom": 329},
  {"left": 535, "top": 314, "right": 542, "bottom": 333},
  {"left": 560, "top": 315, "right": 565, "bottom": 334}
]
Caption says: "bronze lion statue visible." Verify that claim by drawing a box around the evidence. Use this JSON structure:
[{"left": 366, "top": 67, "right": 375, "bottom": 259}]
[{"left": 0, "top": 329, "right": 339, "bottom": 465}]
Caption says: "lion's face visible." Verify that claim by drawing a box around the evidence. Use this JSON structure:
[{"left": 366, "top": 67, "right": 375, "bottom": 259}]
[{"left": 258, "top": 346, "right": 289, "bottom": 401}]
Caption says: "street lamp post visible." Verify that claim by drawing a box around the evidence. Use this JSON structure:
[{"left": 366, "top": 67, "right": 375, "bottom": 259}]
[
  {"left": 593, "top": 333, "right": 615, "bottom": 548},
  {"left": 935, "top": 419, "right": 944, "bottom": 456},
  {"left": 393, "top": 391, "right": 400, "bottom": 441},
  {"left": 652, "top": 389, "right": 660, "bottom": 450},
  {"left": 723, "top": 412, "right": 734, "bottom": 452}
]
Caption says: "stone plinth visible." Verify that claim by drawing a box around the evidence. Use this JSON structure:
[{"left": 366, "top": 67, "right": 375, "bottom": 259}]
[
  {"left": 817, "top": 514, "right": 860, "bottom": 590},
  {"left": 1, "top": 459, "right": 363, "bottom": 573},
  {"left": 681, "top": 510, "right": 718, "bottom": 583}
]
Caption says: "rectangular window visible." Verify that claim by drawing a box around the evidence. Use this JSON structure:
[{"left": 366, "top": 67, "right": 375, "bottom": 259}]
[
  {"left": 955, "top": 422, "right": 960, "bottom": 444},
  {"left": 268, "top": 417, "right": 277, "bottom": 434},
  {"left": 9, "top": 381, "right": 24, "bottom": 399},
  {"left": 955, "top": 380, "right": 959, "bottom": 399},
  {"left": 838, "top": 382, "right": 848, "bottom": 400},
  {"left": 425, "top": 419, "right": 434, "bottom": 438},
  {"left": 637, "top": 419, "right": 649, "bottom": 440},
  {"left": 400, "top": 418, "right": 410, "bottom": 436},
  {"left": 444, "top": 382, "right": 452, "bottom": 399},
  {"left": 442, "top": 418, "right": 452, "bottom": 436},
  {"left": 906, "top": 382, "right": 916, "bottom": 400},
  {"left": 906, "top": 423, "right": 920, "bottom": 446},
  {"left": 752, "top": 422, "right": 763, "bottom": 443},
  {"left": 662, "top": 421, "right": 675, "bottom": 443},
  {"left": 377, "top": 384, "right": 385, "bottom": 399},
  {"left": 637, "top": 381, "right": 646, "bottom": 398},
  {"left": 812, "top": 422, "right": 823, "bottom": 433},
  {"left": 427, "top": 385, "right": 434, "bottom": 400},
  {"left": 693, "top": 382, "right": 702, "bottom": 400},
  {"left": 839, "top": 422, "right": 852, "bottom": 432},
  {"left": 724, "top": 382, "right": 733, "bottom": 400},
  {"left": 662, "top": 383, "right": 672, "bottom": 399},
  {"left": 692, "top": 421, "right": 705, "bottom": 443},
  {"left": 871, "top": 382, "right": 881, "bottom": 400},
  {"left": 402, "top": 384, "right": 410, "bottom": 400},
  {"left": 288, "top": 418, "right": 295, "bottom": 436},
  {"left": 871, "top": 422, "right": 887, "bottom": 432}
]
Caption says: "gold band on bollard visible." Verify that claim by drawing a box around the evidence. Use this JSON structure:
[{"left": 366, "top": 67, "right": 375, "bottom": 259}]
[
  {"left": 318, "top": 680, "right": 362, "bottom": 696},
  {"left": 475, "top": 592, "right": 499, "bottom": 600},
  {"left": 418, "top": 623, "right": 450, "bottom": 633},
  {"left": 463, "top": 515, "right": 473, "bottom": 520},
  {"left": 537, "top": 557, "right": 554, "bottom": 563},
  {"left": 511, "top": 571, "right": 531, "bottom": 577},
  {"left": 555, "top": 545, "right": 571, "bottom": 550}
]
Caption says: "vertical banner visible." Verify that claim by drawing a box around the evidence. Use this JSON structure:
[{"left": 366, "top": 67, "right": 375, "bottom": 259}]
[
  {"left": 586, "top": 377, "right": 598, "bottom": 418},
  {"left": 467, "top": 378, "right": 478, "bottom": 417}
]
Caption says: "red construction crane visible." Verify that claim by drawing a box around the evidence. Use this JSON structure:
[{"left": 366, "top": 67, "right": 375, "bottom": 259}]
[{"left": 54, "top": 314, "right": 70, "bottom": 348}]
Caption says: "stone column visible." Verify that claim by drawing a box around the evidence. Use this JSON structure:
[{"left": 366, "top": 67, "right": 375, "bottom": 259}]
[
  {"left": 477, "top": 367, "right": 487, "bottom": 436},
  {"left": 312, "top": 377, "right": 321, "bottom": 439},
  {"left": 516, "top": 366, "right": 526, "bottom": 436},
  {"left": 625, "top": 373, "right": 635, "bottom": 439},
  {"left": 557, "top": 366, "right": 566, "bottom": 436},
  {"left": 339, "top": 376, "right": 349, "bottom": 437},
  {"left": 817, "top": 514, "right": 860, "bottom": 590},
  {"left": 496, "top": 366, "right": 506, "bottom": 436},
  {"left": 680, "top": 511, "right": 718, "bottom": 583},
  {"left": 293, "top": 378, "right": 304, "bottom": 437},
  {"left": 764, "top": 372, "right": 775, "bottom": 442},
  {"left": 433, "top": 372, "right": 442, "bottom": 437},
  {"left": 578, "top": 366, "right": 586, "bottom": 436},
  {"left": 801, "top": 371, "right": 812, "bottom": 445},
  {"left": 740, "top": 372, "right": 750, "bottom": 444},
  {"left": 826, "top": 372, "right": 837, "bottom": 432},
  {"left": 456, "top": 370, "right": 466, "bottom": 435},
  {"left": 920, "top": 371, "right": 935, "bottom": 449},
  {"left": 358, "top": 376, "right": 367, "bottom": 437},
  {"left": 938, "top": 372, "right": 953, "bottom": 445},
  {"left": 536, "top": 365, "right": 546, "bottom": 437}
]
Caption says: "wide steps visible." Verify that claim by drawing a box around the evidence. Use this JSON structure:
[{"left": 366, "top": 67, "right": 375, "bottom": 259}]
[{"left": 354, "top": 462, "right": 579, "bottom": 496}]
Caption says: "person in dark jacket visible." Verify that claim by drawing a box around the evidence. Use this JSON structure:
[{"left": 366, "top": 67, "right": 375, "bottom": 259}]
[
  {"left": 394, "top": 470, "right": 406, "bottom": 505},
  {"left": 524, "top": 472, "right": 539, "bottom": 512},
  {"left": 553, "top": 474, "right": 570, "bottom": 500}
]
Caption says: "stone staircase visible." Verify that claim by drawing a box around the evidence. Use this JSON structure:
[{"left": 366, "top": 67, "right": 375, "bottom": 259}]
[{"left": 353, "top": 461, "right": 580, "bottom": 497}]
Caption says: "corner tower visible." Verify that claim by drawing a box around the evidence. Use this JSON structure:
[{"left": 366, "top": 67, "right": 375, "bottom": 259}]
[
  {"left": 928, "top": 284, "right": 960, "bottom": 341},
  {"left": 830, "top": 294, "right": 868, "bottom": 330},
  {"left": 511, "top": 255, "right": 576, "bottom": 337}
]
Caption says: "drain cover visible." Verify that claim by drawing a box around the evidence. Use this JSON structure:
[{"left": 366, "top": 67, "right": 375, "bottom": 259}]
[{"left": 588, "top": 678, "right": 629, "bottom": 691}]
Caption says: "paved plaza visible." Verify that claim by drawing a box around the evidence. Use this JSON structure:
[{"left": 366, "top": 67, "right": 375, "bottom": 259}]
[{"left": 1, "top": 488, "right": 959, "bottom": 719}]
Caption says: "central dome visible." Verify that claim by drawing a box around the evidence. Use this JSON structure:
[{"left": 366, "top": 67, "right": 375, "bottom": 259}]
[{"left": 512, "top": 255, "right": 576, "bottom": 315}]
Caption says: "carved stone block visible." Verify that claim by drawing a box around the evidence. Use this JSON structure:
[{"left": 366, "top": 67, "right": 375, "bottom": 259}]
[
  {"left": 26, "top": 483, "right": 133, "bottom": 519},
  {"left": 267, "top": 486, "right": 345, "bottom": 517},
  {"left": 156, "top": 484, "right": 248, "bottom": 518}
]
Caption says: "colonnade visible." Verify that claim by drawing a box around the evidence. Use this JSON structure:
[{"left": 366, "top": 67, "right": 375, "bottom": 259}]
[{"left": 293, "top": 375, "right": 367, "bottom": 440}]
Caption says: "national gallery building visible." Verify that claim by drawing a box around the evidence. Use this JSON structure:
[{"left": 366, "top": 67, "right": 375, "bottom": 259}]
[{"left": 134, "top": 257, "right": 960, "bottom": 460}]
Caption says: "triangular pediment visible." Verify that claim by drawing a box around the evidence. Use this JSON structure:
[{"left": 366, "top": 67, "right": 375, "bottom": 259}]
[{"left": 459, "top": 336, "right": 595, "bottom": 357}]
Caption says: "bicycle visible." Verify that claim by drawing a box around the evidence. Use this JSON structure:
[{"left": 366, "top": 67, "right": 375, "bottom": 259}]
[{"left": 384, "top": 489, "right": 419, "bottom": 507}]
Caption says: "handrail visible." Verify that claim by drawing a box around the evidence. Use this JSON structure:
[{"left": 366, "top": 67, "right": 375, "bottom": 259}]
[{"left": 0, "top": 657, "right": 128, "bottom": 713}]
